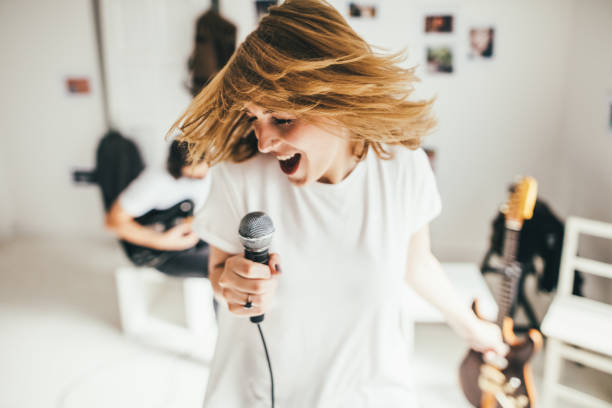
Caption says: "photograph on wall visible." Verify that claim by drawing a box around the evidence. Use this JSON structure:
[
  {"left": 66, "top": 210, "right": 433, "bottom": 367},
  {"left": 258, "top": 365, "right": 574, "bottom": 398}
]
[
  {"left": 425, "top": 15, "right": 453, "bottom": 33},
  {"left": 349, "top": 2, "right": 377, "bottom": 18},
  {"left": 468, "top": 26, "right": 495, "bottom": 59},
  {"left": 66, "top": 77, "right": 90, "bottom": 95},
  {"left": 255, "top": 0, "right": 278, "bottom": 21},
  {"left": 426, "top": 46, "right": 454, "bottom": 74}
]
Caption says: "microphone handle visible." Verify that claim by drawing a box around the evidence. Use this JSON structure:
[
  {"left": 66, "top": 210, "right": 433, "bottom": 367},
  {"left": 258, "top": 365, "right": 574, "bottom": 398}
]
[{"left": 244, "top": 248, "right": 269, "bottom": 323}]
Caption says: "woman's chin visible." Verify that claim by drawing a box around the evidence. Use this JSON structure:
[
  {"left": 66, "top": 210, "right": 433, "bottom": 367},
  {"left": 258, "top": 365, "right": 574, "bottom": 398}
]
[
  {"left": 285, "top": 168, "right": 309, "bottom": 186},
  {"left": 287, "top": 174, "right": 308, "bottom": 187}
]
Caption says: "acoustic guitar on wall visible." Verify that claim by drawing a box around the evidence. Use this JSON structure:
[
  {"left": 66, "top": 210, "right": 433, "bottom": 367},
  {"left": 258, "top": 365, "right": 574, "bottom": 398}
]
[{"left": 459, "top": 177, "right": 543, "bottom": 408}]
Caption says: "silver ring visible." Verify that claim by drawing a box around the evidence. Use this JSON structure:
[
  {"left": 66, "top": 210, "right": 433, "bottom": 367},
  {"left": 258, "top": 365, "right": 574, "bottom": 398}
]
[{"left": 244, "top": 294, "right": 252, "bottom": 309}]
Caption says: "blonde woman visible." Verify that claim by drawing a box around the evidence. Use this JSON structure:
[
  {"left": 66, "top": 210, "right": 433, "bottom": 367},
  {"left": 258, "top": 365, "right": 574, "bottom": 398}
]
[{"left": 171, "top": 1, "right": 507, "bottom": 406}]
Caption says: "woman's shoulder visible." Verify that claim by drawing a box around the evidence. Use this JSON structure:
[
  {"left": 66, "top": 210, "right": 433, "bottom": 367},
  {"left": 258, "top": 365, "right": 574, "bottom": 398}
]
[{"left": 377, "top": 145, "right": 429, "bottom": 174}]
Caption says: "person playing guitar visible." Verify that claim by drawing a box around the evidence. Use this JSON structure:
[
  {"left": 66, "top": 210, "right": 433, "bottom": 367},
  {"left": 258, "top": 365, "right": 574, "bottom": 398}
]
[{"left": 105, "top": 140, "right": 212, "bottom": 277}]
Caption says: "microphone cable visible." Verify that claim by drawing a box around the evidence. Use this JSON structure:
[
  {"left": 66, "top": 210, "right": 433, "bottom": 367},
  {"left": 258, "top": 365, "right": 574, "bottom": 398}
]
[{"left": 256, "top": 323, "right": 275, "bottom": 408}]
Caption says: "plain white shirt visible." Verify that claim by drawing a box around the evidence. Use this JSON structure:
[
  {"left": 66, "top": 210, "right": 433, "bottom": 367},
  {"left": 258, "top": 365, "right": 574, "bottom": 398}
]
[
  {"left": 194, "top": 146, "right": 441, "bottom": 408},
  {"left": 119, "top": 168, "right": 212, "bottom": 217}
]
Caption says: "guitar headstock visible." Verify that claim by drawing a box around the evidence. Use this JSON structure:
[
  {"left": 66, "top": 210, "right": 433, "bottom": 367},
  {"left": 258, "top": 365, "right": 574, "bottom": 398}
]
[{"left": 501, "top": 176, "right": 538, "bottom": 231}]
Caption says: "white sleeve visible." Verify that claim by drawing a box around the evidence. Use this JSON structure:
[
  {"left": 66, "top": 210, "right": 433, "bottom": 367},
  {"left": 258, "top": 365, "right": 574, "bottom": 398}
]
[
  {"left": 118, "top": 171, "right": 160, "bottom": 217},
  {"left": 192, "top": 164, "right": 244, "bottom": 254},
  {"left": 407, "top": 148, "right": 442, "bottom": 235}
]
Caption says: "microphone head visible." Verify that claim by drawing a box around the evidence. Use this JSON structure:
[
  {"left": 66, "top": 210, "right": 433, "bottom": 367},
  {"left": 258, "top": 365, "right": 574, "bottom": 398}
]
[{"left": 238, "top": 211, "right": 275, "bottom": 252}]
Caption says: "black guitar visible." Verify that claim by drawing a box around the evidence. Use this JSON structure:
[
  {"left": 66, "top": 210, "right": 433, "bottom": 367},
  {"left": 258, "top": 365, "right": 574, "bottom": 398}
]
[{"left": 121, "top": 199, "right": 200, "bottom": 267}]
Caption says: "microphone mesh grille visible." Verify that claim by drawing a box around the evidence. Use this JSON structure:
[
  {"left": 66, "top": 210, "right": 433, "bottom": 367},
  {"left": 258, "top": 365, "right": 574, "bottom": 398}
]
[{"left": 239, "top": 212, "right": 275, "bottom": 252}]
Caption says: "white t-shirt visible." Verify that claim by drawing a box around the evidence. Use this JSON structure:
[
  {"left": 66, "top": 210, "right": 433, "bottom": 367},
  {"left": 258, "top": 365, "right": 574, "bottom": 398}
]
[
  {"left": 194, "top": 146, "right": 441, "bottom": 408},
  {"left": 119, "top": 169, "right": 212, "bottom": 217}
]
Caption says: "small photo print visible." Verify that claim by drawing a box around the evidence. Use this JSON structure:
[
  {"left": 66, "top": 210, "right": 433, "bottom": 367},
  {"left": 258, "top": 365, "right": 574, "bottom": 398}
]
[
  {"left": 425, "top": 15, "right": 453, "bottom": 33},
  {"left": 66, "top": 77, "right": 90, "bottom": 94},
  {"left": 255, "top": 0, "right": 277, "bottom": 21},
  {"left": 426, "top": 46, "right": 454, "bottom": 74},
  {"left": 349, "top": 3, "right": 377, "bottom": 18},
  {"left": 469, "top": 27, "right": 495, "bottom": 59}
]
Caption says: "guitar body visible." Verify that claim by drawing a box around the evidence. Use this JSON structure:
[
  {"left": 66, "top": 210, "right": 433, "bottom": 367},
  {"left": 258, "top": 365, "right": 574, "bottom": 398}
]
[
  {"left": 121, "top": 199, "right": 197, "bottom": 267},
  {"left": 459, "top": 300, "right": 543, "bottom": 408}
]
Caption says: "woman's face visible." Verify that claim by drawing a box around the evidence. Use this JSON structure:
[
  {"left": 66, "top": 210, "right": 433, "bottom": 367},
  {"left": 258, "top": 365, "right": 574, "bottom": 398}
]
[{"left": 244, "top": 103, "right": 354, "bottom": 186}]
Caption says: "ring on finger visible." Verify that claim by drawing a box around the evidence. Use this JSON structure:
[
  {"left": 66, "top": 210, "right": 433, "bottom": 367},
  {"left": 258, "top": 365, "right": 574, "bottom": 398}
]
[{"left": 244, "top": 293, "right": 253, "bottom": 309}]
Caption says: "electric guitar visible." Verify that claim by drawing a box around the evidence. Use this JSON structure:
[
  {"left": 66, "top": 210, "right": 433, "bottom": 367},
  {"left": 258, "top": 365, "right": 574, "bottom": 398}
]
[
  {"left": 120, "top": 199, "right": 201, "bottom": 267},
  {"left": 459, "top": 177, "right": 543, "bottom": 408}
]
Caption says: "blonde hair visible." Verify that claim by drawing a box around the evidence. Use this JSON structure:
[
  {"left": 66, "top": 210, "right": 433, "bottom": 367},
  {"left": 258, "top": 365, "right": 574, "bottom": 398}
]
[{"left": 170, "top": 0, "right": 436, "bottom": 165}]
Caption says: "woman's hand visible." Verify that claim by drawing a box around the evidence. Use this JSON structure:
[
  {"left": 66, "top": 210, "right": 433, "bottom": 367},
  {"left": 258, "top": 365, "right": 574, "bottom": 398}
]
[
  {"left": 217, "top": 253, "right": 282, "bottom": 317},
  {"left": 464, "top": 316, "right": 509, "bottom": 366}
]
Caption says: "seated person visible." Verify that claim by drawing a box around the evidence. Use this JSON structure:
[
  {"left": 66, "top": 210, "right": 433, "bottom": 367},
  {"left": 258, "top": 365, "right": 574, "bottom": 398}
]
[{"left": 105, "top": 140, "right": 211, "bottom": 278}]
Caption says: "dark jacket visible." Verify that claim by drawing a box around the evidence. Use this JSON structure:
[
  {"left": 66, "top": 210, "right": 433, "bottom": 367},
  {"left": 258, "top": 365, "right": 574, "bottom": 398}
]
[
  {"left": 188, "top": 9, "right": 236, "bottom": 96},
  {"left": 95, "top": 130, "right": 144, "bottom": 212}
]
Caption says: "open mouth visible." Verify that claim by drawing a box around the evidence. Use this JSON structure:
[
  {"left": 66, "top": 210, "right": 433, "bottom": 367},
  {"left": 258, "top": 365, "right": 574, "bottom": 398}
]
[{"left": 279, "top": 153, "right": 301, "bottom": 175}]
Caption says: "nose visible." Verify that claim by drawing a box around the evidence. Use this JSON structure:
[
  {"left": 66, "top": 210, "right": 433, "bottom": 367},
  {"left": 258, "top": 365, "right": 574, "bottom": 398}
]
[{"left": 255, "top": 124, "right": 282, "bottom": 153}]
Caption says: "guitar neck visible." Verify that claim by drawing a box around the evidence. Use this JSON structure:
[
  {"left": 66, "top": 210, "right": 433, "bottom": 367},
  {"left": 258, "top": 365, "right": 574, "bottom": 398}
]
[{"left": 496, "top": 227, "right": 522, "bottom": 327}]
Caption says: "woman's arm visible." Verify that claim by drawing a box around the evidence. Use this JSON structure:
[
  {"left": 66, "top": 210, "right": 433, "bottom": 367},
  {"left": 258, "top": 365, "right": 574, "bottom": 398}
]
[
  {"left": 405, "top": 224, "right": 507, "bottom": 355},
  {"left": 105, "top": 200, "right": 198, "bottom": 251}
]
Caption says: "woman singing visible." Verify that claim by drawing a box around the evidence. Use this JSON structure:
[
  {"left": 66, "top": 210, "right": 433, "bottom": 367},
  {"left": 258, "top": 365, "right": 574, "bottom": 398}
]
[{"left": 170, "top": 1, "right": 507, "bottom": 406}]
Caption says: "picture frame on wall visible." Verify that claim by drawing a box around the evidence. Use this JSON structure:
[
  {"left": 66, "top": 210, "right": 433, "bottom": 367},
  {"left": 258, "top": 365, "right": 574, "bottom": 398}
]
[
  {"left": 426, "top": 46, "right": 454, "bottom": 74},
  {"left": 468, "top": 26, "right": 495, "bottom": 59},
  {"left": 424, "top": 15, "right": 454, "bottom": 33},
  {"left": 348, "top": 2, "right": 377, "bottom": 18}
]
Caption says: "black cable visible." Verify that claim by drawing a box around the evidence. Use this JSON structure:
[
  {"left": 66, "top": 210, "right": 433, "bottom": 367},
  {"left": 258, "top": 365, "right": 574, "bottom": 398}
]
[{"left": 257, "top": 323, "right": 275, "bottom": 408}]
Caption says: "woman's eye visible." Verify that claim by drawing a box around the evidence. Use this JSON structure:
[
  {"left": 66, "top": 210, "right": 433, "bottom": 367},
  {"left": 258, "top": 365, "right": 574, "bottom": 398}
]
[
  {"left": 273, "top": 118, "right": 294, "bottom": 126},
  {"left": 247, "top": 116, "right": 257, "bottom": 123}
]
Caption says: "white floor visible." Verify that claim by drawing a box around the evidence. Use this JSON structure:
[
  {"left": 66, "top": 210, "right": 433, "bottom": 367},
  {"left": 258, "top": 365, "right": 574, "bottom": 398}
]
[{"left": 1, "top": 237, "right": 610, "bottom": 408}]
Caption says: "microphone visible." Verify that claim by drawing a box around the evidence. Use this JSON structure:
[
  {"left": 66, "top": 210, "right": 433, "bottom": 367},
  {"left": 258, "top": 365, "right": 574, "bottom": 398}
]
[{"left": 238, "top": 211, "right": 275, "bottom": 324}]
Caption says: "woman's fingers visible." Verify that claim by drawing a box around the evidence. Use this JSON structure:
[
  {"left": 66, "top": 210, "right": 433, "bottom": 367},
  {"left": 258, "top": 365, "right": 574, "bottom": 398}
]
[
  {"left": 227, "top": 255, "right": 271, "bottom": 279},
  {"left": 219, "top": 254, "right": 281, "bottom": 317},
  {"left": 219, "top": 273, "right": 277, "bottom": 294},
  {"left": 268, "top": 253, "right": 282, "bottom": 275},
  {"left": 221, "top": 287, "right": 266, "bottom": 307},
  {"left": 227, "top": 302, "right": 267, "bottom": 316}
]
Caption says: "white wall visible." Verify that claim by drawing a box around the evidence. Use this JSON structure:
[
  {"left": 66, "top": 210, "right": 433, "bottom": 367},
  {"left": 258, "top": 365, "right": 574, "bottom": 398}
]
[
  {"left": 0, "top": 0, "right": 107, "bottom": 238},
  {"left": 1, "top": 0, "right": 609, "bottom": 270},
  {"left": 560, "top": 0, "right": 612, "bottom": 230},
  {"left": 0, "top": 146, "right": 14, "bottom": 238},
  {"left": 99, "top": 0, "right": 212, "bottom": 169},
  {"left": 559, "top": 0, "right": 612, "bottom": 301},
  {"left": 331, "top": 0, "right": 574, "bottom": 261}
]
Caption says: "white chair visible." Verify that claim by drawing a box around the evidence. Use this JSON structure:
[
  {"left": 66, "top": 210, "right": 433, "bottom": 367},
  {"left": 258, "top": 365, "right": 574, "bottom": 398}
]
[
  {"left": 541, "top": 217, "right": 612, "bottom": 408},
  {"left": 115, "top": 266, "right": 217, "bottom": 361}
]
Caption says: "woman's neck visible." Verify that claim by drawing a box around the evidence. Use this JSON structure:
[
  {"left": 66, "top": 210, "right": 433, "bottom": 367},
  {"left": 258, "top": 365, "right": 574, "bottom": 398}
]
[{"left": 317, "top": 142, "right": 360, "bottom": 184}]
